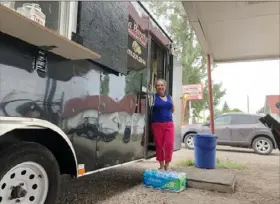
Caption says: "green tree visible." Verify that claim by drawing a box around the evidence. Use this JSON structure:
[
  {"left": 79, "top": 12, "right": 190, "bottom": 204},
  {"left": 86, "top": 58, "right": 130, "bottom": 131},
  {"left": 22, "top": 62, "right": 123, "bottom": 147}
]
[
  {"left": 206, "top": 107, "right": 242, "bottom": 120},
  {"left": 206, "top": 108, "right": 223, "bottom": 121},
  {"left": 256, "top": 106, "right": 265, "bottom": 113},
  {"left": 222, "top": 101, "right": 230, "bottom": 113},
  {"left": 230, "top": 108, "right": 242, "bottom": 113},
  {"left": 148, "top": 1, "right": 226, "bottom": 123}
]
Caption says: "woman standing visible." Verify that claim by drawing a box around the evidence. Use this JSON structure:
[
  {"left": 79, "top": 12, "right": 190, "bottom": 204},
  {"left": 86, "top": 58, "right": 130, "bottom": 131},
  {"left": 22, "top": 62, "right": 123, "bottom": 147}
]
[{"left": 151, "top": 79, "right": 175, "bottom": 170}]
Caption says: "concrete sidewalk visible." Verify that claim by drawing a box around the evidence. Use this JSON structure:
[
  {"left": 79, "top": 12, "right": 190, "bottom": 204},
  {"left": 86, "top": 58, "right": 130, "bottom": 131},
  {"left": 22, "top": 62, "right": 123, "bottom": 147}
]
[
  {"left": 175, "top": 167, "right": 236, "bottom": 193},
  {"left": 136, "top": 159, "right": 236, "bottom": 193}
]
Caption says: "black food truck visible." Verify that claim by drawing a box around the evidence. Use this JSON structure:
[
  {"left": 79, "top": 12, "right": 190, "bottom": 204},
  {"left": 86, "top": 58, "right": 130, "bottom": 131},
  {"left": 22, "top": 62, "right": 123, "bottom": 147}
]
[{"left": 0, "top": 1, "right": 182, "bottom": 203}]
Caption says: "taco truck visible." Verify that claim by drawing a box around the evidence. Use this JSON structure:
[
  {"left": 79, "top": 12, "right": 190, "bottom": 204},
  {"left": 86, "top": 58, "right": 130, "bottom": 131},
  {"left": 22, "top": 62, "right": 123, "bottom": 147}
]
[{"left": 0, "top": 1, "right": 182, "bottom": 203}]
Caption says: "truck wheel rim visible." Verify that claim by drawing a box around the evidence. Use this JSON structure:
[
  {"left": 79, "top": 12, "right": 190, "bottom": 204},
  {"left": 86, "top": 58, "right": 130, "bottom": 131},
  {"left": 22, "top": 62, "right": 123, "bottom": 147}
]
[
  {"left": 256, "top": 140, "right": 270, "bottom": 153},
  {"left": 186, "top": 136, "right": 194, "bottom": 148},
  {"left": 0, "top": 162, "right": 49, "bottom": 204}
]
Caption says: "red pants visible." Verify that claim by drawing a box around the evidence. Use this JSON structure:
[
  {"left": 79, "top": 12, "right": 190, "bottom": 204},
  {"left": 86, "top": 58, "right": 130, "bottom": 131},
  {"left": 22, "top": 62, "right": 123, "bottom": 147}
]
[{"left": 151, "top": 122, "right": 174, "bottom": 162}]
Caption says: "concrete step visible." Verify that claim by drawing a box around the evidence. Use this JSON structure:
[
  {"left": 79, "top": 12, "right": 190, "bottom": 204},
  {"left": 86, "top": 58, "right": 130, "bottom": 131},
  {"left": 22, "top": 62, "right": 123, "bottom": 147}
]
[{"left": 175, "top": 167, "right": 236, "bottom": 193}]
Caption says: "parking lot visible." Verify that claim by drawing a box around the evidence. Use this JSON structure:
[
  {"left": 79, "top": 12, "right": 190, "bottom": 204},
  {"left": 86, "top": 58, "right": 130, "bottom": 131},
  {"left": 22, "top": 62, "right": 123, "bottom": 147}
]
[{"left": 57, "top": 146, "right": 279, "bottom": 204}]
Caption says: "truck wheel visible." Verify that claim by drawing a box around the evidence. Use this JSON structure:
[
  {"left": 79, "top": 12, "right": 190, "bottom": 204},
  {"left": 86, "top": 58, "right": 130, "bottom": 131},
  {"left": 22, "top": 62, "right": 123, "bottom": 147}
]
[
  {"left": 0, "top": 142, "right": 60, "bottom": 204},
  {"left": 184, "top": 134, "right": 194, "bottom": 150},
  {"left": 252, "top": 137, "right": 273, "bottom": 155}
]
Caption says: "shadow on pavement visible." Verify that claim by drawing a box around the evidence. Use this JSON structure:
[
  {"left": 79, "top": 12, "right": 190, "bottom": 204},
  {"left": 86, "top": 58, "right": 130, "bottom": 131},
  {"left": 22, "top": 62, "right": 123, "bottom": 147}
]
[{"left": 56, "top": 167, "right": 144, "bottom": 204}]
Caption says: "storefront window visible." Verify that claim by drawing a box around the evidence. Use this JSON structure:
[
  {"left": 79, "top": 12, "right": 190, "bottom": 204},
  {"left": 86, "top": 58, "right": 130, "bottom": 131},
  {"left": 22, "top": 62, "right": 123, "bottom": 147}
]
[{"left": 0, "top": 1, "right": 77, "bottom": 38}]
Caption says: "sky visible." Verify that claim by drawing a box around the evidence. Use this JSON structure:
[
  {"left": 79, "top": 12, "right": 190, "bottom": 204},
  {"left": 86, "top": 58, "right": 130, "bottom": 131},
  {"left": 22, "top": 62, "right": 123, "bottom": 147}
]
[{"left": 212, "top": 60, "right": 280, "bottom": 113}]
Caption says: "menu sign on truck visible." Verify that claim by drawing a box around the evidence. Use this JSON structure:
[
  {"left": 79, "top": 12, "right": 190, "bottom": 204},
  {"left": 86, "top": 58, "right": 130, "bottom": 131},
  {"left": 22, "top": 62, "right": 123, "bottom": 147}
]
[
  {"left": 127, "top": 15, "right": 148, "bottom": 69},
  {"left": 128, "top": 19, "right": 148, "bottom": 48}
]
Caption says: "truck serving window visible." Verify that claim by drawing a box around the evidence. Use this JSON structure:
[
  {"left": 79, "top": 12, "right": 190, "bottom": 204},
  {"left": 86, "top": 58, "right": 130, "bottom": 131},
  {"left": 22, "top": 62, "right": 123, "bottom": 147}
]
[{"left": 1, "top": 1, "right": 75, "bottom": 38}]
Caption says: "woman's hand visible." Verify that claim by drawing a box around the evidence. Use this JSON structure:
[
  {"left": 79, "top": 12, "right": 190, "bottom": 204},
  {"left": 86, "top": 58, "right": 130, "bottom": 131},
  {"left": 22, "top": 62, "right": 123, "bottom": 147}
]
[{"left": 170, "top": 96, "right": 175, "bottom": 113}]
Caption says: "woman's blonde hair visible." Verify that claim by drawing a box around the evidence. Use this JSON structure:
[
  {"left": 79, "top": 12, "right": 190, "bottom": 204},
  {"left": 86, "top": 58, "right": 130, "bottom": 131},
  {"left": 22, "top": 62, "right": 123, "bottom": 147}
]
[{"left": 155, "top": 79, "right": 167, "bottom": 88}]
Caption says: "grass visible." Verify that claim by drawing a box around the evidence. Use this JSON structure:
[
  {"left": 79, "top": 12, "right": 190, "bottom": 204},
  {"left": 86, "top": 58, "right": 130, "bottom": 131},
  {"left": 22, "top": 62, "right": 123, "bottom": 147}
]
[{"left": 177, "top": 158, "right": 247, "bottom": 170}]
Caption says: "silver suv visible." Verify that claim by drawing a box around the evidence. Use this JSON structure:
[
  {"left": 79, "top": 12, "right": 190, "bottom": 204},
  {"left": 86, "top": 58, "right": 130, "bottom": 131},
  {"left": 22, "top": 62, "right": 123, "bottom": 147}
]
[{"left": 181, "top": 112, "right": 277, "bottom": 155}]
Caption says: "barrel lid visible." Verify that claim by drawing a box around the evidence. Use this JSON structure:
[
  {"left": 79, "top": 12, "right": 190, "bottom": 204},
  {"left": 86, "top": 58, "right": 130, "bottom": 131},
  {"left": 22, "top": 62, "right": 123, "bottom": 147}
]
[{"left": 195, "top": 133, "right": 217, "bottom": 138}]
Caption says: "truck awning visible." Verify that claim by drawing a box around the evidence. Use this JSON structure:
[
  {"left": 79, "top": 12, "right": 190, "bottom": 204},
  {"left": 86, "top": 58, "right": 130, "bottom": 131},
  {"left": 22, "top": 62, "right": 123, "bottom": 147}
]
[
  {"left": 182, "top": 2, "right": 280, "bottom": 63},
  {"left": 0, "top": 5, "right": 101, "bottom": 60}
]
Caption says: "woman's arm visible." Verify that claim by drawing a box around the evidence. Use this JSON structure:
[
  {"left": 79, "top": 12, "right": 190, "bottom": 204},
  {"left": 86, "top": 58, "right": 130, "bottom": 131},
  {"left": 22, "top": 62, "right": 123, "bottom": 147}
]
[
  {"left": 172, "top": 105, "right": 175, "bottom": 113},
  {"left": 170, "top": 96, "right": 175, "bottom": 113}
]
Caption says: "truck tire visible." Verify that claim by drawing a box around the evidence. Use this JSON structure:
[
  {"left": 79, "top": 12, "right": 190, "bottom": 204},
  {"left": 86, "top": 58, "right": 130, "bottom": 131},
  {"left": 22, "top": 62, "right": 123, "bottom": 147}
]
[
  {"left": 0, "top": 142, "right": 60, "bottom": 204},
  {"left": 252, "top": 136, "right": 273, "bottom": 155}
]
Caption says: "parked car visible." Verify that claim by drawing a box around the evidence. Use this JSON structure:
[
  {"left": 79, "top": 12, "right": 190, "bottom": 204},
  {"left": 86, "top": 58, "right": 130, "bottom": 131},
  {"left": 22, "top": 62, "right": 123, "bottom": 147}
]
[{"left": 181, "top": 112, "right": 277, "bottom": 155}]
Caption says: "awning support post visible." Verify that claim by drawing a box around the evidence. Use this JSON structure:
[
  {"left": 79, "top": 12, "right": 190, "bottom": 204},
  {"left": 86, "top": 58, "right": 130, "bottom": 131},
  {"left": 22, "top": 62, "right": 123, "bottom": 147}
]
[{"left": 207, "top": 54, "right": 215, "bottom": 134}]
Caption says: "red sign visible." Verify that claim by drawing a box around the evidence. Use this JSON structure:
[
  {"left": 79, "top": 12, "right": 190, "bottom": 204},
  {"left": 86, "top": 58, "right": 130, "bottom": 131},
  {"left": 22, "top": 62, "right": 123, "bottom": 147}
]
[
  {"left": 128, "top": 21, "right": 148, "bottom": 48},
  {"left": 182, "top": 84, "right": 204, "bottom": 101}
]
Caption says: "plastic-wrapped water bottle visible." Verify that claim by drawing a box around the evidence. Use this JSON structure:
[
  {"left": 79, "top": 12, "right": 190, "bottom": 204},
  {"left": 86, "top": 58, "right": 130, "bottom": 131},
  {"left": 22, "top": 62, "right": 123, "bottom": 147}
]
[{"left": 143, "top": 169, "right": 187, "bottom": 192}]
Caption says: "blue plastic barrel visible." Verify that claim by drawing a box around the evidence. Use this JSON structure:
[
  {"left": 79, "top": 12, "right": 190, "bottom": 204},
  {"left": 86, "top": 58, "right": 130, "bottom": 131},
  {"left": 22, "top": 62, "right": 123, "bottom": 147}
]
[{"left": 194, "top": 133, "right": 217, "bottom": 169}]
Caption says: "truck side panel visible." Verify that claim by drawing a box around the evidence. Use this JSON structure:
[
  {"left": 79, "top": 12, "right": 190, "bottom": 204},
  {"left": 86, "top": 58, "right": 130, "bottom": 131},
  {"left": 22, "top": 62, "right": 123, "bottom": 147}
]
[
  {"left": 0, "top": 33, "right": 96, "bottom": 171},
  {"left": 0, "top": 32, "right": 146, "bottom": 172},
  {"left": 0, "top": 1, "right": 177, "bottom": 174}
]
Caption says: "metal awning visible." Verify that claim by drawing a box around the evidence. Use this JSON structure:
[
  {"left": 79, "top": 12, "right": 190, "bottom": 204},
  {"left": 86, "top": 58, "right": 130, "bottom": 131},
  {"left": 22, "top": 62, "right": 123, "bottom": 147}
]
[
  {"left": 0, "top": 5, "right": 101, "bottom": 60},
  {"left": 182, "top": 1, "right": 280, "bottom": 63}
]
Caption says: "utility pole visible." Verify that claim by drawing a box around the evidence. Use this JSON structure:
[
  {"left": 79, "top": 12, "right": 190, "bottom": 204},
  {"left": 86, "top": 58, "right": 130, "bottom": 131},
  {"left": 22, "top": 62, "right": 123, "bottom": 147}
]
[
  {"left": 247, "top": 95, "right": 250, "bottom": 113},
  {"left": 207, "top": 54, "right": 215, "bottom": 134}
]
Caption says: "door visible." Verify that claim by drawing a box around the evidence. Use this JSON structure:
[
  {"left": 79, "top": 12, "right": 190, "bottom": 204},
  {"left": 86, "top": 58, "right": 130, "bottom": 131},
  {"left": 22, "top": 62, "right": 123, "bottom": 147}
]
[
  {"left": 213, "top": 115, "right": 232, "bottom": 143},
  {"left": 230, "top": 114, "right": 257, "bottom": 145},
  {"left": 170, "top": 58, "right": 182, "bottom": 151}
]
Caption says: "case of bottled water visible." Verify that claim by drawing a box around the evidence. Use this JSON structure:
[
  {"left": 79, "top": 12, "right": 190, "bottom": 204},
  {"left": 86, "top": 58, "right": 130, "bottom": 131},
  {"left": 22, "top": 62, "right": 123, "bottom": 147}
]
[{"left": 143, "top": 169, "right": 187, "bottom": 192}]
